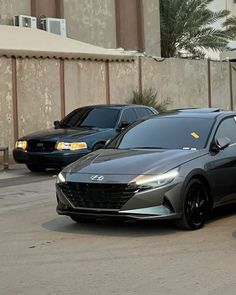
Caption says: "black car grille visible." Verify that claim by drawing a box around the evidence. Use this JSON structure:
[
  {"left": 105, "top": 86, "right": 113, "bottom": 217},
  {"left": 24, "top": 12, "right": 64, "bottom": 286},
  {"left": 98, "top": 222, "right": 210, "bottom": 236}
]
[
  {"left": 59, "top": 182, "right": 137, "bottom": 210},
  {"left": 27, "top": 140, "right": 56, "bottom": 152}
]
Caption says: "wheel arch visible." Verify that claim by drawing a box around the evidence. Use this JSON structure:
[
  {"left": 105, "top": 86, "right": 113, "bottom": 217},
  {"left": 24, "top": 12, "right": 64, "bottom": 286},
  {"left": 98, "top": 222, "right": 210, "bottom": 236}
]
[{"left": 184, "top": 171, "right": 213, "bottom": 210}]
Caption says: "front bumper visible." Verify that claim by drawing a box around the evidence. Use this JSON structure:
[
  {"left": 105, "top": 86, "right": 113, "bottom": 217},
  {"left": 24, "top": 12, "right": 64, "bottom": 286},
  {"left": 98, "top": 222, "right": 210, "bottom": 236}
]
[
  {"left": 13, "top": 149, "right": 88, "bottom": 168},
  {"left": 56, "top": 179, "right": 184, "bottom": 221}
]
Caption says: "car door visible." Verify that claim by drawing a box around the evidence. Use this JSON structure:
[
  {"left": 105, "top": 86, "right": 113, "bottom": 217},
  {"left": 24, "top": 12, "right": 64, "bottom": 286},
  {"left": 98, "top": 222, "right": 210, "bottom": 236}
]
[{"left": 207, "top": 117, "right": 236, "bottom": 204}]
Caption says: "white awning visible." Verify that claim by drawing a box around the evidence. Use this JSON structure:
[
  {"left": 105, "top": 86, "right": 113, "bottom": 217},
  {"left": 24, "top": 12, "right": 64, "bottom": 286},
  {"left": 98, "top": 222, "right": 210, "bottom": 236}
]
[{"left": 0, "top": 25, "right": 134, "bottom": 61}]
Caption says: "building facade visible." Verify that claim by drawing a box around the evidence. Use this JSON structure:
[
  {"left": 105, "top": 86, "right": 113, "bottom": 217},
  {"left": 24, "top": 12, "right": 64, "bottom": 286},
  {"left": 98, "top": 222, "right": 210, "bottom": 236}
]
[{"left": 0, "top": 0, "right": 161, "bottom": 56}]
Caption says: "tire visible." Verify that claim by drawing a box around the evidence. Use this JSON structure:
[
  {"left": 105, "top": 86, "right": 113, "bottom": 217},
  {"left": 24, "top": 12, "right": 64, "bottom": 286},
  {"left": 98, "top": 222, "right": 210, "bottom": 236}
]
[
  {"left": 70, "top": 215, "right": 96, "bottom": 223},
  {"left": 92, "top": 142, "right": 105, "bottom": 151},
  {"left": 26, "top": 163, "right": 46, "bottom": 172},
  {"left": 175, "top": 179, "right": 209, "bottom": 230}
]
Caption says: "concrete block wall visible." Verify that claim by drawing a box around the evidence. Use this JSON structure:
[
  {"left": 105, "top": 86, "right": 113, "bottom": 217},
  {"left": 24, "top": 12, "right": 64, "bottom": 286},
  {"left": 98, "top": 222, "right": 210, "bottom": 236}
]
[{"left": 0, "top": 56, "right": 236, "bottom": 160}]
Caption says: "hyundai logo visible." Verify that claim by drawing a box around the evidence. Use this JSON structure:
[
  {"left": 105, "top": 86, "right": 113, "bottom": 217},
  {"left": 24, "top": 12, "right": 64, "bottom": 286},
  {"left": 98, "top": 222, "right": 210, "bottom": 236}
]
[
  {"left": 90, "top": 175, "right": 104, "bottom": 181},
  {"left": 37, "top": 143, "right": 44, "bottom": 147}
]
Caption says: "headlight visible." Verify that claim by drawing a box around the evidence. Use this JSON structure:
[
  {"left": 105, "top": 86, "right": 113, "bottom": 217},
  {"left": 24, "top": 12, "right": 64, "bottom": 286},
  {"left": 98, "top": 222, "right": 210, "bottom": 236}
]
[
  {"left": 133, "top": 168, "right": 179, "bottom": 189},
  {"left": 15, "top": 141, "right": 27, "bottom": 150},
  {"left": 56, "top": 142, "right": 87, "bottom": 151},
  {"left": 57, "top": 172, "right": 66, "bottom": 183}
]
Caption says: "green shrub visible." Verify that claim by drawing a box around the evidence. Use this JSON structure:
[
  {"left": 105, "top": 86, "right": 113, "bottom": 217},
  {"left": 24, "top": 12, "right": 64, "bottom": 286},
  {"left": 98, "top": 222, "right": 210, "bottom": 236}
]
[{"left": 128, "top": 88, "right": 171, "bottom": 113}]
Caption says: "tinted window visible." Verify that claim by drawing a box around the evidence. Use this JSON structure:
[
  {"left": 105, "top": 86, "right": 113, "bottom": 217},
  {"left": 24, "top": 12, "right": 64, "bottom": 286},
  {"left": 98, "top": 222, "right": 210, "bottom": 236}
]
[
  {"left": 135, "top": 107, "right": 154, "bottom": 119},
  {"left": 60, "top": 108, "right": 120, "bottom": 129},
  {"left": 111, "top": 117, "right": 214, "bottom": 150},
  {"left": 215, "top": 118, "right": 236, "bottom": 143},
  {"left": 120, "top": 109, "right": 137, "bottom": 122}
]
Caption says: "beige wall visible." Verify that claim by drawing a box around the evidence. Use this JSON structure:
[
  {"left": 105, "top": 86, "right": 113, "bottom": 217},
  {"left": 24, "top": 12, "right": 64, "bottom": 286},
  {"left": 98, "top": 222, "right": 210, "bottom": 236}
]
[
  {"left": 64, "top": 0, "right": 116, "bottom": 49},
  {"left": 0, "top": 57, "right": 14, "bottom": 151},
  {"left": 142, "top": 58, "right": 209, "bottom": 109},
  {"left": 109, "top": 59, "right": 139, "bottom": 104},
  {"left": 210, "top": 61, "right": 231, "bottom": 110},
  {"left": 143, "top": 0, "right": 161, "bottom": 57},
  {"left": 17, "top": 59, "right": 61, "bottom": 137},
  {"left": 64, "top": 60, "right": 106, "bottom": 114},
  {"left": 0, "top": 56, "right": 236, "bottom": 155},
  {"left": 232, "top": 62, "right": 236, "bottom": 110},
  {"left": 0, "top": 0, "right": 31, "bottom": 25}
]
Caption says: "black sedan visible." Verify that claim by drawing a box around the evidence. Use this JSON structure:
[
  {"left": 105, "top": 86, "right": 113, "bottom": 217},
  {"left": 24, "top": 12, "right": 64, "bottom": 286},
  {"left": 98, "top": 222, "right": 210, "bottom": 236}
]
[
  {"left": 13, "top": 104, "right": 156, "bottom": 172},
  {"left": 56, "top": 110, "right": 236, "bottom": 230}
]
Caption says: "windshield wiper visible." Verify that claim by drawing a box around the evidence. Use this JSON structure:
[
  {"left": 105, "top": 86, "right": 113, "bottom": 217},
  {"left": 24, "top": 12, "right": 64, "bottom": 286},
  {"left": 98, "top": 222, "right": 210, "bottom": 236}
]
[
  {"left": 58, "top": 123, "right": 71, "bottom": 128},
  {"left": 131, "top": 146, "right": 166, "bottom": 150}
]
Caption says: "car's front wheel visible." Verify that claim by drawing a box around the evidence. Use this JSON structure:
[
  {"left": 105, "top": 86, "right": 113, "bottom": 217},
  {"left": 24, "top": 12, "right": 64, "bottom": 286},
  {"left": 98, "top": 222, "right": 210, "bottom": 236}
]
[
  {"left": 26, "top": 163, "right": 46, "bottom": 172},
  {"left": 176, "top": 179, "right": 209, "bottom": 230}
]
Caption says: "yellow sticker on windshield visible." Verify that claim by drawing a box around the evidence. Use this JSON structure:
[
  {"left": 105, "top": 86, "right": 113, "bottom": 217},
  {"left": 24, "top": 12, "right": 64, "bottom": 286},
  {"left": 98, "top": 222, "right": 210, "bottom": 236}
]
[{"left": 191, "top": 132, "right": 199, "bottom": 139}]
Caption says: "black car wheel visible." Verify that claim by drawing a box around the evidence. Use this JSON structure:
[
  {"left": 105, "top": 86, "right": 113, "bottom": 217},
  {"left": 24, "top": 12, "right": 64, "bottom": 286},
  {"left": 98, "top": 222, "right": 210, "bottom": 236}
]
[
  {"left": 70, "top": 215, "right": 96, "bottom": 223},
  {"left": 176, "top": 179, "right": 209, "bottom": 230},
  {"left": 26, "top": 163, "right": 46, "bottom": 172},
  {"left": 92, "top": 142, "right": 105, "bottom": 151}
]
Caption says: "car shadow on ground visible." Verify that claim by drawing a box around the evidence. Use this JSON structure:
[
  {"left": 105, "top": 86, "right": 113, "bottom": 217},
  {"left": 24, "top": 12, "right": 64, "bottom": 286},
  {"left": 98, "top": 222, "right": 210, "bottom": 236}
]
[
  {"left": 42, "top": 203, "right": 236, "bottom": 237},
  {"left": 41, "top": 217, "right": 179, "bottom": 237}
]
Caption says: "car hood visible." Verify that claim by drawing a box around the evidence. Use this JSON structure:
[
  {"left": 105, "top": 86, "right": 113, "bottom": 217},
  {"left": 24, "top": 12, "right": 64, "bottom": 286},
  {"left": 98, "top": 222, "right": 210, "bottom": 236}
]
[
  {"left": 66, "top": 148, "right": 206, "bottom": 178},
  {"left": 20, "top": 127, "right": 108, "bottom": 141}
]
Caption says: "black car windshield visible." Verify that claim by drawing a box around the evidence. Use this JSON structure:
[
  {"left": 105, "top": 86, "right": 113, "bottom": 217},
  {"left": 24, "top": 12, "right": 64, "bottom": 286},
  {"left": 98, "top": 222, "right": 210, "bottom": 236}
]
[
  {"left": 59, "top": 108, "right": 120, "bottom": 129},
  {"left": 111, "top": 117, "right": 214, "bottom": 150}
]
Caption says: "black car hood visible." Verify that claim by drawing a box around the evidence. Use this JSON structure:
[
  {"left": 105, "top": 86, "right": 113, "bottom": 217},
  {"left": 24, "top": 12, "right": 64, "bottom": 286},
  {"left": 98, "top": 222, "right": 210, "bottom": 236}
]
[
  {"left": 67, "top": 148, "right": 206, "bottom": 176},
  {"left": 20, "top": 127, "right": 105, "bottom": 141}
]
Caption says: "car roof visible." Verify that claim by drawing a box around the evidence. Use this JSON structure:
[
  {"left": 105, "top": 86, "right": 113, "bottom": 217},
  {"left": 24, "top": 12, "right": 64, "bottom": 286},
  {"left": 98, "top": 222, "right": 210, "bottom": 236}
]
[
  {"left": 79, "top": 104, "right": 154, "bottom": 110},
  {"left": 172, "top": 108, "right": 221, "bottom": 113},
  {"left": 152, "top": 110, "right": 236, "bottom": 120}
]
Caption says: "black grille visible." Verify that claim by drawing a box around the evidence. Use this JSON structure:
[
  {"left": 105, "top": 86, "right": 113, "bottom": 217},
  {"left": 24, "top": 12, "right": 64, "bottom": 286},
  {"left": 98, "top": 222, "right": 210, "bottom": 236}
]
[
  {"left": 60, "top": 182, "right": 137, "bottom": 210},
  {"left": 27, "top": 140, "right": 56, "bottom": 152}
]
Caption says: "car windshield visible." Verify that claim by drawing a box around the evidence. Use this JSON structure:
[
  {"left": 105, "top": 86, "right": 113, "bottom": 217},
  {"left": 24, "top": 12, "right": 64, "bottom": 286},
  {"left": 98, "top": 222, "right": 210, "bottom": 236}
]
[
  {"left": 59, "top": 107, "right": 120, "bottom": 129},
  {"left": 109, "top": 117, "right": 214, "bottom": 150}
]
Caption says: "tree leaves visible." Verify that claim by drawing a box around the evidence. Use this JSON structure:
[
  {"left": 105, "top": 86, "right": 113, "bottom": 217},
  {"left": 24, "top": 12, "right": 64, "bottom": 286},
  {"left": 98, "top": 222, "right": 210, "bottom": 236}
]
[{"left": 160, "top": 0, "right": 232, "bottom": 58}]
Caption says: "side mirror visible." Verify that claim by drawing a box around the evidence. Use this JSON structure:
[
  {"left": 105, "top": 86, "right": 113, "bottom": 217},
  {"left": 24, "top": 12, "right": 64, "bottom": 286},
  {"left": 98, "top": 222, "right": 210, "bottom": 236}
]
[
  {"left": 118, "top": 121, "right": 131, "bottom": 130},
  {"left": 211, "top": 137, "right": 231, "bottom": 152},
  {"left": 54, "top": 120, "right": 60, "bottom": 129}
]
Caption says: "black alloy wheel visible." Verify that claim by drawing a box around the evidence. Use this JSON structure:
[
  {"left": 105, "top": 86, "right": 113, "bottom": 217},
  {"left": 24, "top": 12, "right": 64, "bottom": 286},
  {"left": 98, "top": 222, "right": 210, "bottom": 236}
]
[
  {"left": 176, "top": 179, "right": 209, "bottom": 230},
  {"left": 26, "top": 163, "right": 46, "bottom": 172}
]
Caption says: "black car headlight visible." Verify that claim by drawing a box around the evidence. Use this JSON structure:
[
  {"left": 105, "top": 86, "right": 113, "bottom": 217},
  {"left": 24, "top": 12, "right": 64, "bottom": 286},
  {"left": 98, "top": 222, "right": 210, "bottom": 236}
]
[
  {"left": 57, "top": 172, "right": 66, "bottom": 184},
  {"left": 133, "top": 168, "right": 179, "bottom": 189}
]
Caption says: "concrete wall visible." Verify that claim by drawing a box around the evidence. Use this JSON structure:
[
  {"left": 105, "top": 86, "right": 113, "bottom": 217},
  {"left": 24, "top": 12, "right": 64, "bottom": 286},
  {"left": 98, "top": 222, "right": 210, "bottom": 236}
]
[
  {"left": 109, "top": 59, "right": 139, "bottom": 104},
  {"left": 232, "top": 62, "right": 236, "bottom": 110},
  {"left": 143, "top": 0, "right": 161, "bottom": 57},
  {"left": 16, "top": 59, "right": 61, "bottom": 137},
  {"left": 210, "top": 61, "right": 231, "bottom": 110},
  {"left": 142, "top": 58, "right": 209, "bottom": 109},
  {"left": 64, "top": 60, "right": 106, "bottom": 114},
  {"left": 0, "top": 0, "right": 31, "bottom": 25},
  {"left": 0, "top": 57, "right": 14, "bottom": 151},
  {"left": 0, "top": 56, "right": 236, "bottom": 159},
  {"left": 64, "top": 0, "right": 116, "bottom": 48}
]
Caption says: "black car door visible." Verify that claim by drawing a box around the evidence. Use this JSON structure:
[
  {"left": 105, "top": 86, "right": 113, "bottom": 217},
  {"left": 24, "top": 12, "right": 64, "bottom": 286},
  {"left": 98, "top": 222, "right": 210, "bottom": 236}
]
[{"left": 207, "top": 117, "right": 236, "bottom": 204}]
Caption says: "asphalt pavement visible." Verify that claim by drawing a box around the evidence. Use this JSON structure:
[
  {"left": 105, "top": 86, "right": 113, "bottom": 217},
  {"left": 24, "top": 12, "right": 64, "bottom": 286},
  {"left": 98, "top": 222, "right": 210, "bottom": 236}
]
[{"left": 0, "top": 165, "right": 235, "bottom": 295}]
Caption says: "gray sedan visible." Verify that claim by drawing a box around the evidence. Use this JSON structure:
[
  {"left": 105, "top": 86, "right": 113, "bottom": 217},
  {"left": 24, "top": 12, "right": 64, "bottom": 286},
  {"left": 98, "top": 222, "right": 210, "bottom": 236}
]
[{"left": 56, "top": 110, "right": 236, "bottom": 230}]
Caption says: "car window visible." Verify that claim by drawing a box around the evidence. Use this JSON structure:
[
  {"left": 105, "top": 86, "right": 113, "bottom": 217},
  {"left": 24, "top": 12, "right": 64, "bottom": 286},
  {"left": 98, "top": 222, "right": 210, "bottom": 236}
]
[
  {"left": 135, "top": 107, "right": 154, "bottom": 119},
  {"left": 60, "top": 108, "right": 120, "bottom": 129},
  {"left": 215, "top": 117, "right": 236, "bottom": 144},
  {"left": 120, "top": 109, "right": 137, "bottom": 123},
  {"left": 109, "top": 117, "right": 214, "bottom": 150}
]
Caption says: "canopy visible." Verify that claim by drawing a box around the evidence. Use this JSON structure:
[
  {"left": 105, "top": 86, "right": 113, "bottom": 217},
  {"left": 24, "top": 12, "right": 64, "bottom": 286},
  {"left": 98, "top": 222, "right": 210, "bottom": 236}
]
[{"left": 0, "top": 25, "right": 134, "bottom": 61}]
